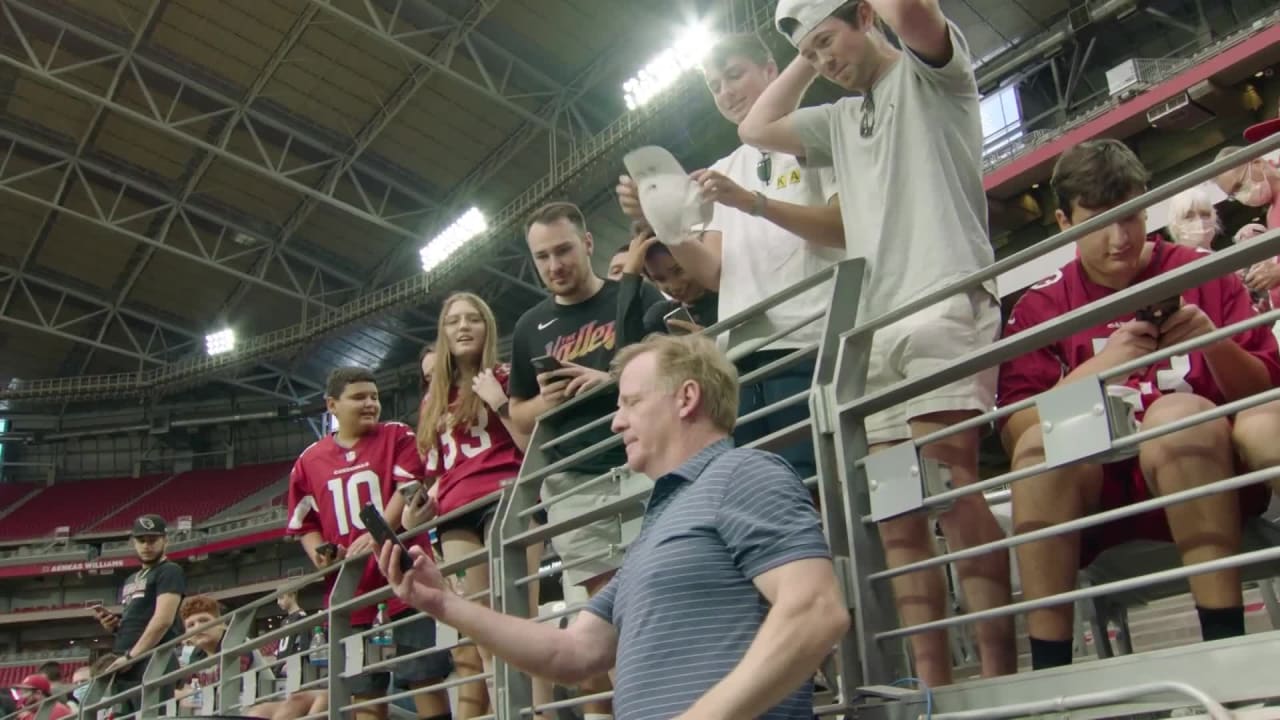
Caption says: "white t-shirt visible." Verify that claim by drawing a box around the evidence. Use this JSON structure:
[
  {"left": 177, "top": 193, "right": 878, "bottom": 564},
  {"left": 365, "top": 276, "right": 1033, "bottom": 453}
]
[
  {"left": 708, "top": 145, "right": 842, "bottom": 350},
  {"left": 791, "top": 23, "right": 996, "bottom": 318}
]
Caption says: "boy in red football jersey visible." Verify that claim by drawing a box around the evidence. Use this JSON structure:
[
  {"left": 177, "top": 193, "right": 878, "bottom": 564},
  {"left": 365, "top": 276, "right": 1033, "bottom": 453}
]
[
  {"left": 999, "top": 139, "right": 1280, "bottom": 670},
  {"left": 285, "top": 366, "right": 452, "bottom": 720}
]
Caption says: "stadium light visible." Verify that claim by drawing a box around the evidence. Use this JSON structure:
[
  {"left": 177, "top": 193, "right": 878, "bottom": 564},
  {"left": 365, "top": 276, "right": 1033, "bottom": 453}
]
[
  {"left": 623, "top": 23, "right": 716, "bottom": 111},
  {"left": 420, "top": 207, "right": 487, "bottom": 273},
  {"left": 205, "top": 328, "right": 236, "bottom": 356}
]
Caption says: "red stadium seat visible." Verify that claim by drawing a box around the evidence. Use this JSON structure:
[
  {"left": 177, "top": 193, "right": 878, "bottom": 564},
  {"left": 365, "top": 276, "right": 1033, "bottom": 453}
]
[
  {"left": 0, "top": 476, "right": 166, "bottom": 540},
  {"left": 89, "top": 462, "right": 291, "bottom": 534}
]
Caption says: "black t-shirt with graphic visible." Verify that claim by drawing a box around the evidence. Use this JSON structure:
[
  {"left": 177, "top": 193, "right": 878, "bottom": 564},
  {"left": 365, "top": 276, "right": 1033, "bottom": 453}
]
[
  {"left": 114, "top": 560, "right": 185, "bottom": 655},
  {"left": 511, "top": 279, "right": 661, "bottom": 474}
]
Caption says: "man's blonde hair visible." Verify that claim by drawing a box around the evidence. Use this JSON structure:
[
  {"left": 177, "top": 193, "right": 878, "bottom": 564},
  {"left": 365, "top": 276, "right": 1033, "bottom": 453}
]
[{"left": 611, "top": 334, "right": 740, "bottom": 433}]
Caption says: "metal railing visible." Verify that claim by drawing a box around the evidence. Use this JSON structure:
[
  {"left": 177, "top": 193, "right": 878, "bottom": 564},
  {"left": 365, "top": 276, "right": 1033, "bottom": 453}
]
[{"left": 11, "top": 138, "right": 1280, "bottom": 720}]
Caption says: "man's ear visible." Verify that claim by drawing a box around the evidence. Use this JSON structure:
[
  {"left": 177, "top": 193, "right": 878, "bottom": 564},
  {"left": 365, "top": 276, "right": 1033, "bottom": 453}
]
[
  {"left": 676, "top": 379, "right": 701, "bottom": 421},
  {"left": 1054, "top": 208, "right": 1071, "bottom": 233}
]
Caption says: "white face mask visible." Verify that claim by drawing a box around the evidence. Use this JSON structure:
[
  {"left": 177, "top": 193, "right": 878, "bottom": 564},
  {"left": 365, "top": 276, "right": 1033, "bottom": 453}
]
[{"left": 1173, "top": 218, "right": 1216, "bottom": 248}]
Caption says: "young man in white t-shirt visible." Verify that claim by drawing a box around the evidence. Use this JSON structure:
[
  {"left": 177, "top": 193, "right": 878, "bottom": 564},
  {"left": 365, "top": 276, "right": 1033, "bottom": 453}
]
[
  {"left": 738, "top": 0, "right": 1014, "bottom": 685},
  {"left": 617, "top": 33, "right": 844, "bottom": 481}
]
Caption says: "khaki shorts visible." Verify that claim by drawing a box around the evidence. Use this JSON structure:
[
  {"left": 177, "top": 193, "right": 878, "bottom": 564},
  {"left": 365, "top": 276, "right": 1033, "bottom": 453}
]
[
  {"left": 864, "top": 289, "right": 1000, "bottom": 445},
  {"left": 543, "top": 467, "right": 652, "bottom": 587}
]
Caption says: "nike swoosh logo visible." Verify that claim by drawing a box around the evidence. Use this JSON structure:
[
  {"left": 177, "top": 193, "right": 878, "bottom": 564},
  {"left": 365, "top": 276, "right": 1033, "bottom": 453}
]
[{"left": 537, "top": 319, "right": 557, "bottom": 330}]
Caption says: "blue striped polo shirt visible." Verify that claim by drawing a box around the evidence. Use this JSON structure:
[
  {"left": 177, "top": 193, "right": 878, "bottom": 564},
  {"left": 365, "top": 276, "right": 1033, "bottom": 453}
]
[{"left": 585, "top": 438, "right": 832, "bottom": 720}]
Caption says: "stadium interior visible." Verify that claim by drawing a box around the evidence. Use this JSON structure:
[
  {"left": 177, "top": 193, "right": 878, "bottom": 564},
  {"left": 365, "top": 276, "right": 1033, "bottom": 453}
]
[{"left": 2, "top": 0, "right": 1280, "bottom": 718}]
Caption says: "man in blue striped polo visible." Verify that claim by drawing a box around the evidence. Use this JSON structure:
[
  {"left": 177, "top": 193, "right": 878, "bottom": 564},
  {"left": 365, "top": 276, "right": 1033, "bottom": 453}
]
[{"left": 377, "top": 333, "right": 849, "bottom": 720}]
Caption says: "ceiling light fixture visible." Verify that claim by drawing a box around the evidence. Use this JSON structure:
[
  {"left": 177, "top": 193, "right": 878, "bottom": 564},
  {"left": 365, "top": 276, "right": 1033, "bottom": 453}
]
[
  {"left": 623, "top": 23, "right": 716, "bottom": 111},
  {"left": 420, "top": 207, "right": 487, "bottom": 273},
  {"left": 205, "top": 328, "right": 236, "bottom": 356}
]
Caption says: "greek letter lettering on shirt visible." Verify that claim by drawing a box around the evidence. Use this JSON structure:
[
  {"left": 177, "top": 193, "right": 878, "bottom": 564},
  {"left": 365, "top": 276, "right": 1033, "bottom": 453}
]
[{"left": 547, "top": 320, "right": 616, "bottom": 362}]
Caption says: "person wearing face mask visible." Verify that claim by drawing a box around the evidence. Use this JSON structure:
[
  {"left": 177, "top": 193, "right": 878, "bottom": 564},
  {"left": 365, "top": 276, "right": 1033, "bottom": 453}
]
[
  {"left": 1167, "top": 185, "right": 1280, "bottom": 313},
  {"left": 1214, "top": 145, "right": 1280, "bottom": 234},
  {"left": 67, "top": 666, "right": 91, "bottom": 712},
  {"left": 616, "top": 221, "right": 718, "bottom": 340}
]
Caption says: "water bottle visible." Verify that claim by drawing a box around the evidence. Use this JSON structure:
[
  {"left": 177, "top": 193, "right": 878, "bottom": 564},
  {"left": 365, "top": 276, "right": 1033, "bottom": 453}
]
[
  {"left": 189, "top": 677, "right": 204, "bottom": 710},
  {"left": 309, "top": 625, "right": 328, "bottom": 667},
  {"left": 371, "top": 603, "right": 393, "bottom": 647}
]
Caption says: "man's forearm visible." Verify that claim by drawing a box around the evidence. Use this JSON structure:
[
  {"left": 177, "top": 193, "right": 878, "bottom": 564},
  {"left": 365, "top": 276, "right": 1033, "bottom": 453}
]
[
  {"left": 298, "top": 531, "right": 326, "bottom": 565},
  {"left": 435, "top": 593, "right": 593, "bottom": 684},
  {"left": 683, "top": 596, "right": 848, "bottom": 719},
  {"left": 129, "top": 616, "right": 176, "bottom": 658},
  {"left": 740, "top": 58, "right": 816, "bottom": 151},
  {"left": 760, "top": 200, "right": 844, "bottom": 248},
  {"left": 509, "top": 396, "right": 551, "bottom": 435},
  {"left": 1203, "top": 341, "right": 1272, "bottom": 401}
]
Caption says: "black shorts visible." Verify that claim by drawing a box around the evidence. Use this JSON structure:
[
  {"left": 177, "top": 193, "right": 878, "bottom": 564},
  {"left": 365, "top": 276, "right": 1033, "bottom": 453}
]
[
  {"left": 436, "top": 501, "right": 498, "bottom": 539},
  {"left": 347, "top": 610, "right": 453, "bottom": 696}
]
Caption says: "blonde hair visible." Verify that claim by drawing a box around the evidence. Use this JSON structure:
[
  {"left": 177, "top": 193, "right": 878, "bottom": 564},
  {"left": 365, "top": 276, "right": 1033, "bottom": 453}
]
[
  {"left": 611, "top": 334, "right": 740, "bottom": 433},
  {"left": 417, "top": 293, "right": 501, "bottom": 457}
]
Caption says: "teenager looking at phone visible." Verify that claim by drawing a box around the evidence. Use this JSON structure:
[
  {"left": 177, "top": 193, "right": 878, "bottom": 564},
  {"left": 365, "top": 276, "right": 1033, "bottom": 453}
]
[
  {"left": 999, "top": 139, "right": 1280, "bottom": 669},
  {"left": 284, "top": 366, "right": 452, "bottom": 720},
  {"left": 403, "top": 292, "right": 529, "bottom": 719},
  {"left": 509, "top": 201, "right": 663, "bottom": 719},
  {"left": 93, "top": 514, "right": 184, "bottom": 715},
  {"left": 616, "top": 222, "right": 718, "bottom": 340}
]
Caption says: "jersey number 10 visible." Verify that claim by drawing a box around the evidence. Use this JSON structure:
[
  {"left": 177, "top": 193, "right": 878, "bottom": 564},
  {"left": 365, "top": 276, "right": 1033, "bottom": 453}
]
[{"left": 325, "top": 470, "right": 386, "bottom": 536}]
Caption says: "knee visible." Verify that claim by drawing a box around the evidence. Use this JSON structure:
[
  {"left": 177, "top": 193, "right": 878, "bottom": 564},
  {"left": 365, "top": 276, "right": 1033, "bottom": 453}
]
[
  {"left": 1008, "top": 425, "right": 1046, "bottom": 469},
  {"left": 1140, "top": 394, "right": 1229, "bottom": 466},
  {"left": 1232, "top": 400, "right": 1280, "bottom": 468}
]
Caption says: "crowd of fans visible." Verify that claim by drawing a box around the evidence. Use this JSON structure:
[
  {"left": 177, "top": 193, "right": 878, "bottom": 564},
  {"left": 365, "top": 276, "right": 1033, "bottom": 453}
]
[{"left": 8, "top": 1, "right": 1280, "bottom": 719}]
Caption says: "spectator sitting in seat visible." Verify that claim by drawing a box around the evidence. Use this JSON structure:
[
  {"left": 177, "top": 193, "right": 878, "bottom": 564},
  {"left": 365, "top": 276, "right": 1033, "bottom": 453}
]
[
  {"left": 378, "top": 333, "right": 848, "bottom": 720},
  {"left": 617, "top": 221, "right": 718, "bottom": 337},
  {"left": 1214, "top": 144, "right": 1280, "bottom": 234},
  {"left": 999, "top": 139, "right": 1280, "bottom": 670},
  {"left": 36, "top": 661, "right": 66, "bottom": 699},
  {"left": 67, "top": 666, "right": 91, "bottom": 713},
  {"left": 13, "top": 674, "right": 73, "bottom": 720},
  {"left": 273, "top": 590, "right": 311, "bottom": 678}
]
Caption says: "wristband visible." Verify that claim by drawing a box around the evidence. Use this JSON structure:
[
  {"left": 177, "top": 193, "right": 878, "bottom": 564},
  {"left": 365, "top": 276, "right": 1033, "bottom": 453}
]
[
  {"left": 496, "top": 400, "right": 510, "bottom": 418},
  {"left": 749, "top": 191, "right": 767, "bottom": 217}
]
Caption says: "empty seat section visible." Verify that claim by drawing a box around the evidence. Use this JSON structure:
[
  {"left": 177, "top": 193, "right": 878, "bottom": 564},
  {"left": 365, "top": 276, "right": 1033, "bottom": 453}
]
[
  {"left": 0, "top": 476, "right": 164, "bottom": 540},
  {"left": 0, "top": 483, "right": 38, "bottom": 512},
  {"left": 92, "top": 462, "right": 291, "bottom": 533}
]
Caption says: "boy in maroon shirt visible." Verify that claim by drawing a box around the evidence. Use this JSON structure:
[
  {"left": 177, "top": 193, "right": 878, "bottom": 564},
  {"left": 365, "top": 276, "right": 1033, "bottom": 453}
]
[
  {"left": 285, "top": 367, "right": 452, "bottom": 720},
  {"left": 999, "top": 140, "right": 1280, "bottom": 670}
]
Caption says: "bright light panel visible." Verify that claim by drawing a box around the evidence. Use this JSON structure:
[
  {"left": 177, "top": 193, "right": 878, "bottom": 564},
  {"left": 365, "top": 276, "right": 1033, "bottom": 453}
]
[
  {"left": 205, "top": 328, "right": 236, "bottom": 356},
  {"left": 623, "top": 24, "right": 716, "bottom": 111},
  {"left": 420, "top": 207, "right": 487, "bottom": 273}
]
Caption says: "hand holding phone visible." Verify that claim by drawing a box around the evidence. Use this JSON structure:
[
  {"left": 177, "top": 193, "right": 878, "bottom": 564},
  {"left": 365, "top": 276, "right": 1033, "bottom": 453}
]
[
  {"left": 1135, "top": 295, "right": 1181, "bottom": 328},
  {"left": 359, "top": 503, "right": 414, "bottom": 573},
  {"left": 663, "top": 305, "right": 698, "bottom": 335},
  {"left": 530, "top": 354, "right": 563, "bottom": 375}
]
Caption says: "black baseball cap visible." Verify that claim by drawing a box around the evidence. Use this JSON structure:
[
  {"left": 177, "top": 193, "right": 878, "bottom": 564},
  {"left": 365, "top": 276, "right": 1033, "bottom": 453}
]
[{"left": 131, "top": 514, "right": 167, "bottom": 537}]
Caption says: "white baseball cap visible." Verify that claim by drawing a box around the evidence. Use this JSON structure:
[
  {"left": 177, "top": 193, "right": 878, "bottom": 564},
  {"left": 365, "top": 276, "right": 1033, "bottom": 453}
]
[
  {"left": 622, "top": 146, "right": 711, "bottom": 247},
  {"left": 775, "top": 0, "right": 845, "bottom": 47}
]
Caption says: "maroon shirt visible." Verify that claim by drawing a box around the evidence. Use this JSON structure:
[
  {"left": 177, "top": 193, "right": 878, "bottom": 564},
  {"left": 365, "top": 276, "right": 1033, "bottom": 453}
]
[
  {"left": 287, "top": 421, "right": 430, "bottom": 624},
  {"left": 421, "top": 364, "right": 523, "bottom": 516},
  {"left": 999, "top": 241, "right": 1280, "bottom": 421}
]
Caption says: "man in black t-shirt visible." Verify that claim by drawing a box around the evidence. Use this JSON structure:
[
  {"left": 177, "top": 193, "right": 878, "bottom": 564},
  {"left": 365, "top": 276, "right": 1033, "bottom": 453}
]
[
  {"left": 510, "top": 201, "right": 661, "bottom": 720},
  {"left": 94, "top": 514, "right": 185, "bottom": 714}
]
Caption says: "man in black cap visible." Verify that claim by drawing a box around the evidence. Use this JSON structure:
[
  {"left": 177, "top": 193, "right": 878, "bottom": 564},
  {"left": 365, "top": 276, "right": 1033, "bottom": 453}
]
[{"left": 93, "top": 514, "right": 185, "bottom": 714}]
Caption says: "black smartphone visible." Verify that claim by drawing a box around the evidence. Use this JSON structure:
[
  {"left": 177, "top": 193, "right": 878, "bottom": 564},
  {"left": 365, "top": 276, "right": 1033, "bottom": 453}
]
[
  {"left": 531, "top": 354, "right": 563, "bottom": 375},
  {"left": 1135, "top": 295, "right": 1181, "bottom": 327},
  {"left": 359, "top": 503, "right": 414, "bottom": 573},
  {"left": 315, "top": 542, "right": 339, "bottom": 561}
]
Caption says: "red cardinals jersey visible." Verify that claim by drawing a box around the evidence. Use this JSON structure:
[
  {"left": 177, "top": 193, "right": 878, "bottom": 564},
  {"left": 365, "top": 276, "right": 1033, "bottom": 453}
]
[
  {"left": 287, "top": 421, "right": 429, "bottom": 625},
  {"left": 999, "top": 241, "right": 1280, "bottom": 421},
  {"left": 422, "top": 364, "right": 524, "bottom": 515}
]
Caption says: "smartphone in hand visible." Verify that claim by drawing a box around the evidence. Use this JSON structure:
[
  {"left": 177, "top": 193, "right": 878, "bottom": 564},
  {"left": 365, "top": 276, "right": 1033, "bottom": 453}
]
[
  {"left": 663, "top": 305, "right": 696, "bottom": 335},
  {"left": 359, "top": 503, "right": 415, "bottom": 573},
  {"left": 1136, "top": 295, "right": 1181, "bottom": 328},
  {"left": 531, "top": 354, "right": 564, "bottom": 375}
]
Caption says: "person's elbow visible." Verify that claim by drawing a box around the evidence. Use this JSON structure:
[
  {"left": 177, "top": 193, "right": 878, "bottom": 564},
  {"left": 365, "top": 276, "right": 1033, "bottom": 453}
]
[
  {"left": 738, "top": 119, "right": 767, "bottom": 149},
  {"left": 777, "top": 580, "right": 849, "bottom": 653}
]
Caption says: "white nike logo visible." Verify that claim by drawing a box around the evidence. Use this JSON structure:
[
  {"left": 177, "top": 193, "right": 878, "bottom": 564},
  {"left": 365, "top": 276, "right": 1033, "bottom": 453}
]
[{"left": 537, "top": 319, "right": 557, "bottom": 330}]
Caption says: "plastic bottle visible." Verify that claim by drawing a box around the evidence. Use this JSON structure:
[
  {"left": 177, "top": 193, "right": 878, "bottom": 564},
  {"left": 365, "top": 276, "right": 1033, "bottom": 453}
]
[
  {"left": 189, "top": 677, "right": 204, "bottom": 710},
  {"left": 309, "top": 625, "right": 328, "bottom": 667},
  {"left": 371, "top": 603, "right": 393, "bottom": 647}
]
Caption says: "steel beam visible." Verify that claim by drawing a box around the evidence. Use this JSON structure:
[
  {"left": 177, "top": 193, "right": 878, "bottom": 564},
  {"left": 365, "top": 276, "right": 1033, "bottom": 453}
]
[
  {"left": 306, "top": 0, "right": 552, "bottom": 128},
  {"left": 0, "top": 9, "right": 423, "bottom": 243},
  {"left": 221, "top": 0, "right": 508, "bottom": 317},
  {"left": 15, "top": 0, "right": 442, "bottom": 211}
]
